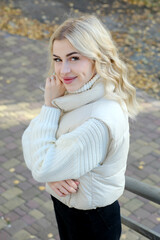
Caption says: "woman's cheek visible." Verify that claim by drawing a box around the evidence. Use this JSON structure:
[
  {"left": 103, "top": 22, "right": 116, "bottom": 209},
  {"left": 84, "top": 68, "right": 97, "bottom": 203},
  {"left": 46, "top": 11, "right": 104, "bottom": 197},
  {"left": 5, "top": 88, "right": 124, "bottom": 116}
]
[{"left": 54, "top": 64, "right": 60, "bottom": 75}]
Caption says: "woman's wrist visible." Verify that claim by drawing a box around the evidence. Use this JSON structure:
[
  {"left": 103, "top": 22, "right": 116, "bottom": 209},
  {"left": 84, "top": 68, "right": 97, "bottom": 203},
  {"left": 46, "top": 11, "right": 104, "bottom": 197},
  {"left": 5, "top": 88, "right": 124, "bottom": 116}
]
[
  {"left": 44, "top": 103, "right": 60, "bottom": 109},
  {"left": 45, "top": 103, "right": 53, "bottom": 107}
]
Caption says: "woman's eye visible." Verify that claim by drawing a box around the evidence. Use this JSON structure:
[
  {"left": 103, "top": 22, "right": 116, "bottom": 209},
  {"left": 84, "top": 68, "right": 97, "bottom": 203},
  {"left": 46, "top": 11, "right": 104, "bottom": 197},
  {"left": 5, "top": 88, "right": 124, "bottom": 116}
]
[
  {"left": 71, "top": 56, "right": 79, "bottom": 61},
  {"left": 53, "top": 58, "right": 61, "bottom": 62}
]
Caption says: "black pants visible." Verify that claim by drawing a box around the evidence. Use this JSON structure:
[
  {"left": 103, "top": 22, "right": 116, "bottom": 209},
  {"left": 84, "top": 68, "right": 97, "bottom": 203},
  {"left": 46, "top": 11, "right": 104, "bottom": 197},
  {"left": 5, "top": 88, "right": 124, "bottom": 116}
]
[{"left": 51, "top": 195, "right": 121, "bottom": 240}]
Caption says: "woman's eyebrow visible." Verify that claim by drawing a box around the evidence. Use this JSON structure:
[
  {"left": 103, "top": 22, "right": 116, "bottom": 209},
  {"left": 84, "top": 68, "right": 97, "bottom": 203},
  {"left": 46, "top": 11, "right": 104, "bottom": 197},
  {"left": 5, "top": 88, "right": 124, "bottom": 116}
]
[{"left": 53, "top": 52, "right": 80, "bottom": 57}]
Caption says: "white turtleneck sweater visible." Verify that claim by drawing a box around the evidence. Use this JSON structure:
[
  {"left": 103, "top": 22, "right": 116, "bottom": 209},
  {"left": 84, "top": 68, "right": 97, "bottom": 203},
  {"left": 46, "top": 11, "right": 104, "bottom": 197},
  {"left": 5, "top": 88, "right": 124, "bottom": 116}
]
[{"left": 22, "top": 76, "right": 109, "bottom": 182}]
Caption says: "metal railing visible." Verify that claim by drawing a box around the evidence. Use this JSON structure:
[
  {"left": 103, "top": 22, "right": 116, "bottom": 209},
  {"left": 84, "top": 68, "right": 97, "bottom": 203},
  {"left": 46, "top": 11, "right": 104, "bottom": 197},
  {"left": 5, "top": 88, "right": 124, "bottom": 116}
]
[{"left": 121, "top": 176, "right": 160, "bottom": 240}]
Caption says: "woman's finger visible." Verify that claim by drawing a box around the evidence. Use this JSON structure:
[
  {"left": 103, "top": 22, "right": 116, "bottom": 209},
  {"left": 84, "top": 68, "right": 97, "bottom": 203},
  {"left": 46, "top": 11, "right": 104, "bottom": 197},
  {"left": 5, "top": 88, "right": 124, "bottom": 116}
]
[
  {"left": 48, "top": 182, "right": 67, "bottom": 197},
  {"left": 53, "top": 187, "right": 66, "bottom": 197},
  {"left": 56, "top": 181, "right": 77, "bottom": 193},
  {"left": 58, "top": 186, "right": 71, "bottom": 195},
  {"left": 65, "top": 179, "right": 79, "bottom": 190},
  {"left": 62, "top": 181, "right": 78, "bottom": 193},
  {"left": 48, "top": 181, "right": 76, "bottom": 195}
]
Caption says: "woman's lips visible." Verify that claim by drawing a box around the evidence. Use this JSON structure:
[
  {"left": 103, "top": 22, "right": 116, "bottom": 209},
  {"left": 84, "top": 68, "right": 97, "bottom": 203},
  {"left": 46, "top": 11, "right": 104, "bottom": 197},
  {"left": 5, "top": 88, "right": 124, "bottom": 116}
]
[{"left": 63, "top": 77, "right": 77, "bottom": 84}]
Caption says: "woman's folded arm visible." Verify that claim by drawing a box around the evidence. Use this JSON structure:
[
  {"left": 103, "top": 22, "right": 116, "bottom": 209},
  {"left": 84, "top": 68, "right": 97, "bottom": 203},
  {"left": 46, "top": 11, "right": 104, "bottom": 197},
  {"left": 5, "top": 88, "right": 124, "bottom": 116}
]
[{"left": 22, "top": 105, "right": 109, "bottom": 182}]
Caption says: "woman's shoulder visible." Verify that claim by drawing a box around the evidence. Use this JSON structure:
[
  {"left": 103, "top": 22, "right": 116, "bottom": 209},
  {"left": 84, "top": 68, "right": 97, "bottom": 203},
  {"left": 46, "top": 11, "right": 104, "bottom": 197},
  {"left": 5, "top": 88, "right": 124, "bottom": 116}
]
[
  {"left": 91, "top": 98, "right": 129, "bottom": 137},
  {"left": 92, "top": 98, "right": 127, "bottom": 118}
]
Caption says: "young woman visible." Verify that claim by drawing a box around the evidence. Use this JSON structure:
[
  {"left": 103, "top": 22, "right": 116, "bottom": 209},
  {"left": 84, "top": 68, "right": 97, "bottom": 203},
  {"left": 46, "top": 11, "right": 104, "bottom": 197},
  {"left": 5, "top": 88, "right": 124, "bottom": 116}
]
[{"left": 22, "top": 15, "right": 139, "bottom": 240}]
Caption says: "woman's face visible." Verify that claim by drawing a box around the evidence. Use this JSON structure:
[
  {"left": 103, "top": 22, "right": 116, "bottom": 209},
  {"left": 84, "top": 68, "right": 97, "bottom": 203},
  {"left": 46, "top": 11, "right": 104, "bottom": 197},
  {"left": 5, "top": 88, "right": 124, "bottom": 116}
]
[{"left": 52, "top": 38, "right": 95, "bottom": 93}]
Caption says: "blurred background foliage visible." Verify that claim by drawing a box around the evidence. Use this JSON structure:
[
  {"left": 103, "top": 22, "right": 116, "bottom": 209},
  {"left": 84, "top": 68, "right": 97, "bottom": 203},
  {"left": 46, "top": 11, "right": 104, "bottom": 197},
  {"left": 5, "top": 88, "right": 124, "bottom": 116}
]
[{"left": 0, "top": 0, "right": 159, "bottom": 98}]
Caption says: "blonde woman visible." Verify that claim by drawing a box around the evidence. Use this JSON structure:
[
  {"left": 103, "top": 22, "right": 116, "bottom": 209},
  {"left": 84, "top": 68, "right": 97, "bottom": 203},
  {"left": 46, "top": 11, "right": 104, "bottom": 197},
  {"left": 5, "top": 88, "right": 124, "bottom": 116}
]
[{"left": 22, "top": 15, "right": 139, "bottom": 240}]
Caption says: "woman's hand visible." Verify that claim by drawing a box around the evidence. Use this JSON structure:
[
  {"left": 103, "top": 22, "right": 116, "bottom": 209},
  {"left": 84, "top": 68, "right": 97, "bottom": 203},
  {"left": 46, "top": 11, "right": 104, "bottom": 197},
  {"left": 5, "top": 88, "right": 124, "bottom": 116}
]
[
  {"left": 47, "top": 179, "right": 80, "bottom": 197},
  {"left": 44, "top": 73, "right": 66, "bottom": 107}
]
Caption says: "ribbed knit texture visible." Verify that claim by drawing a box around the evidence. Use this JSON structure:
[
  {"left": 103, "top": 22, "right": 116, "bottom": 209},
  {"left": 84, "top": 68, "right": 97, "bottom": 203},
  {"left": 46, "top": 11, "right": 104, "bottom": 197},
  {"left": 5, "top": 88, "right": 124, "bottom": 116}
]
[
  {"left": 67, "top": 73, "right": 100, "bottom": 94},
  {"left": 22, "top": 76, "right": 109, "bottom": 183},
  {"left": 22, "top": 105, "right": 109, "bottom": 182}
]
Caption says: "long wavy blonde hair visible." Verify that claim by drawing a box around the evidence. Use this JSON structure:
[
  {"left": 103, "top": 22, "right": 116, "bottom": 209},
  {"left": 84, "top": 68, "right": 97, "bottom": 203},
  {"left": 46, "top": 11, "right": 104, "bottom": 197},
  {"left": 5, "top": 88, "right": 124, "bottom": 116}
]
[{"left": 47, "top": 15, "right": 139, "bottom": 118}]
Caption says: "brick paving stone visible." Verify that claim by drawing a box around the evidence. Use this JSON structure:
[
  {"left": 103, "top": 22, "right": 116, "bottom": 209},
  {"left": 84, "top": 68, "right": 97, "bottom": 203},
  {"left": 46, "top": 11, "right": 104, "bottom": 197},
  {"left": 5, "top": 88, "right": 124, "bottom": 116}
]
[
  {"left": 4, "top": 197, "right": 25, "bottom": 211},
  {"left": 19, "top": 203, "right": 31, "bottom": 213},
  {"left": 33, "top": 196, "right": 47, "bottom": 206},
  {"left": 139, "top": 154, "right": 156, "bottom": 164},
  {"left": 2, "top": 187, "right": 22, "bottom": 200},
  {"left": 142, "top": 178, "right": 155, "bottom": 186},
  {"left": 134, "top": 208, "right": 151, "bottom": 219},
  {"left": 0, "top": 218, "right": 7, "bottom": 230},
  {"left": 23, "top": 225, "right": 38, "bottom": 236},
  {"left": 0, "top": 175, "right": 6, "bottom": 182},
  {"left": 0, "top": 205, "right": 9, "bottom": 215},
  {"left": 150, "top": 201, "right": 160, "bottom": 209},
  {"left": 124, "top": 198, "right": 144, "bottom": 211},
  {"left": 122, "top": 226, "right": 149, "bottom": 240},
  {"left": 142, "top": 166, "right": 157, "bottom": 175},
  {"left": 121, "top": 207, "right": 131, "bottom": 217},
  {"left": 149, "top": 174, "right": 160, "bottom": 183},
  {"left": 42, "top": 200, "right": 53, "bottom": 211},
  {"left": 153, "top": 224, "right": 160, "bottom": 234},
  {"left": 0, "top": 230, "right": 12, "bottom": 240},
  {"left": 22, "top": 187, "right": 40, "bottom": 201},
  {"left": 155, "top": 137, "right": 160, "bottom": 144},
  {"left": 123, "top": 191, "right": 136, "bottom": 199},
  {"left": 130, "top": 151, "right": 143, "bottom": 160},
  {"left": 29, "top": 209, "right": 44, "bottom": 220},
  {"left": 0, "top": 186, "right": 5, "bottom": 194},
  {"left": 5, "top": 211, "right": 20, "bottom": 222},
  {"left": 4, "top": 149, "right": 20, "bottom": 159},
  {"left": 6, "top": 219, "right": 27, "bottom": 236},
  {"left": 1, "top": 169, "right": 15, "bottom": 179},
  {"left": 151, "top": 160, "right": 160, "bottom": 170},
  {"left": 26, "top": 199, "right": 40, "bottom": 209},
  {"left": 132, "top": 169, "right": 149, "bottom": 179},
  {"left": 22, "top": 214, "right": 37, "bottom": 224},
  {"left": 141, "top": 219, "right": 155, "bottom": 229},
  {"left": 37, "top": 217, "right": 52, "bottom": 228},
  {"left": 2, "top": 158, "right": 20, "bottom": 169},
  {"left": 0, "top": 196, "right": 8, "bottom": 205},
  {"left": 45, "top": 212, "right": 55, "bottom": 222},
  {"left": 39, "top": 205, "right": 53, "bottom": 216},
  {"left": 143, "top": 202, "right": 159, "bottom": 213},
  {"left": 0, "top": 155, "right": 8, "bottom": 163},
  {"left": 13, "top": 229, "right": 31, "bottom": 240},
  {"left": 14, "top": 207, "right": 26, "bottom": 217},
  {"left": 149, "top": 213, "right": 160, "bottom": 225},
  {"left": 119, "top": 195, "right": 130, "bottom": 204},
  {"left": 122, "top": 227, "right": 139, "bottom": 240}
]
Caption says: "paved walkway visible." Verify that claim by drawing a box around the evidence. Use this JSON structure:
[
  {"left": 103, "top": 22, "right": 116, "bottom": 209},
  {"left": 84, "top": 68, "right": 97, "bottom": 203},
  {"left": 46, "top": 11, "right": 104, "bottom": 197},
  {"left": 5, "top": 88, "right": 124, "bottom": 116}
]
[{"left": 0, "top": 1, "right": 160, "bottom": 239}]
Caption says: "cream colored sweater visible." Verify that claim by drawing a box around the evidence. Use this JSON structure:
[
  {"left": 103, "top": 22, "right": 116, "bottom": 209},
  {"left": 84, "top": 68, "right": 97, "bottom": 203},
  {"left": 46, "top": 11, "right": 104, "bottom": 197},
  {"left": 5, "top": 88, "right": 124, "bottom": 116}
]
[
  {"left": 22, "top": 75, "right": 129, "bottom": 209},
  {"left": 22, "top": 75, "right": 109, "bottom": 182},
  {"left": 22, "top": 106, "right": 109, "bottom": 182}
]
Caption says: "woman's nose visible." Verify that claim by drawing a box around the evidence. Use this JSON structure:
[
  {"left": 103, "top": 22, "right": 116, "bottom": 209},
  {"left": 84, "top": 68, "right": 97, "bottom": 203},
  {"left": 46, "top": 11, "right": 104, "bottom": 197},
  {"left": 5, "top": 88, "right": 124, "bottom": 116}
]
[{"left": 60, "top": 61, "right": 70, "bottom": 74}]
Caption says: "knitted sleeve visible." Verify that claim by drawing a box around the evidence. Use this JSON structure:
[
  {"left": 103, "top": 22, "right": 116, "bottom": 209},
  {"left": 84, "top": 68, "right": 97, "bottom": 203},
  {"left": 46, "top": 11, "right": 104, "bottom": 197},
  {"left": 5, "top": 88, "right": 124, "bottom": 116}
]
[{"left": 22, "top": 105, "right": 109, "bottom": 182}]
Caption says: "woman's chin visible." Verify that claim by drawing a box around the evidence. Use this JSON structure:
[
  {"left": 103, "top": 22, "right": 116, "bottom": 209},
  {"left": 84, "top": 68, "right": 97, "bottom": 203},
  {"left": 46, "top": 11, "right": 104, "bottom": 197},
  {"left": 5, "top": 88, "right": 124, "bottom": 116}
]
[{"left": 65, "top": 84, "right": 81, "bottom": 93}]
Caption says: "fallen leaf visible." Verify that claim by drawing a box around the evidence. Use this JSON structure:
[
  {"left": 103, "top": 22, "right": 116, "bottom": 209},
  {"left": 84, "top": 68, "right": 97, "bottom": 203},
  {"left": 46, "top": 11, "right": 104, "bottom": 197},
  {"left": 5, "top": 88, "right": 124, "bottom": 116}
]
[
  {"left": 13, "top": 180, "right": 20, "bottom": 184},
  {"left": 138, "top": 165, "right": 144, "bottom": 169},
  {"left": 39, "top": 186, "right": 45, "bottom": 191},
  {"left": 9, "top": 168, "right": 15, "bottom": 172},
  {"left": 48, "top": 233, "right": 53, "bottom": 238}
]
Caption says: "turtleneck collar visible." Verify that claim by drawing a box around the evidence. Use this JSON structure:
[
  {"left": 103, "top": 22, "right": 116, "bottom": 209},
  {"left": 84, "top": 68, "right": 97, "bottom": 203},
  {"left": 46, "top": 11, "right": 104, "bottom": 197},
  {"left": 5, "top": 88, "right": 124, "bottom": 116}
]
[
  {"left": 67, "top": 73, "right": 100, "bottom": 94},
  {"left": 51, "top": 74, "right": 106, "bottom": 112}
]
